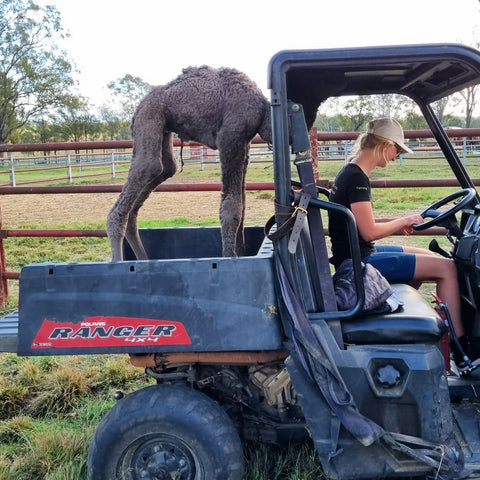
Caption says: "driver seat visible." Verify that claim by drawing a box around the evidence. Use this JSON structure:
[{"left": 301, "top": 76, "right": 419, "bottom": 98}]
[
  {"left": 294, "top": 217, "right": 446, "bottom": 346},
  {"left": 339, "top": 283, "right": 447, "bottom": 345}
]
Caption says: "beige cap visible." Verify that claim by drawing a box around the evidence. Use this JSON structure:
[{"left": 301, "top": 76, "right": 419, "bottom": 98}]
[{"left": 366, "top": 118, "right": 413, "bottom": 154}]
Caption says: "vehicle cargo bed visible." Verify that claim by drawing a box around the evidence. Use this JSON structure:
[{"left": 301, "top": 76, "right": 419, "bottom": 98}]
[
  {"left": 0, "top": 310, "right": 18, "bottom": 353},
  {"left": 1, "top": 226, "right": 284, "bottom": 356}
]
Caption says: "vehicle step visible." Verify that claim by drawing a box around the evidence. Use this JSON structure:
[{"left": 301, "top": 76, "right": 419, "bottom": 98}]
[{"left": 0, "top": 310, "right": 18, "bottom": 353}]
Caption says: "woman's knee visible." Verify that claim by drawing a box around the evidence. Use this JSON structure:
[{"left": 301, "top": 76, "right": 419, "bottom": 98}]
[{"left": 414, "top": 255, "right": 457, "bottom": 280}]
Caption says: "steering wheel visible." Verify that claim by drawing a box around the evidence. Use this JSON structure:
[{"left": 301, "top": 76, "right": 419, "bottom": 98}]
[{"left": 412, "top": 187, "right": 477, "bottom": 231}]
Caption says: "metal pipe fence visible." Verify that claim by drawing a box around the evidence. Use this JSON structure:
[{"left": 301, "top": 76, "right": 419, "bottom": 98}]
[
  {"left": 0, "top": 137, "right": 273, "bottom": 187},
  {"left": 3, "top": 129, "right": 480, "bottom": 187},
  {"left": 0, "top": 129, "right": 480, "bottom": 306}
]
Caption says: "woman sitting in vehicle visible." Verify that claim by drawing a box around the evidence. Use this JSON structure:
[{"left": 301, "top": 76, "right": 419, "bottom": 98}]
[{"left": 328, "top": 117, "right": 480, "bottom": 373}]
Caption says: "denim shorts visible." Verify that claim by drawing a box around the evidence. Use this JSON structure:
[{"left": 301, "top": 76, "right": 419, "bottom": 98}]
[{"left": 362, "top": 245, "right": 416, "bottom": 283}]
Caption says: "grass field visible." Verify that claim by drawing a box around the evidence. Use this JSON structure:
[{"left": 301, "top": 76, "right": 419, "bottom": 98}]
[{"left": 0, "top": 155, "right": 477, "bottom": 479}]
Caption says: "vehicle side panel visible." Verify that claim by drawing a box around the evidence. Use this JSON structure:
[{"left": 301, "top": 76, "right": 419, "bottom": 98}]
[{"left": 16, "top": 227, "right": 283, "bottom": 355}]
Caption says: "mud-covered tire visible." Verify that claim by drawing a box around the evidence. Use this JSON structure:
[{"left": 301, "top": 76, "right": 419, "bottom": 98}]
[{"left": 87, "top": 384, "right": 244, "bottom": 480}]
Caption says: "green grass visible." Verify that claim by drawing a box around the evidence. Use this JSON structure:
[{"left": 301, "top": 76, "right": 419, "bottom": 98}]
[
  {"left": 243, "top": 442, "right": 324, "bottom": 480},
  {"left": 0, "top": 155, "right": 476, "bottom": 478},
  {"left": 0, "top": 354, "right": 150, "bottom": 480}
]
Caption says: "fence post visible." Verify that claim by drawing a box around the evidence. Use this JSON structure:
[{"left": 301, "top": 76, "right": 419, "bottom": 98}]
[
  {"left": 0, "top": 199, "right": 8, "bottom": 307},
  {"left": 66, "top": 152, "right": 73, "bottom": 183},
  {"left": 110, "top": 149, "right": 116, "bottom": 178},
  {"left": 8, "top": 153, "right": 15, "bottom": 187},
  {"left": 463, "top": 137, "right": 467, "bottom": 165}
]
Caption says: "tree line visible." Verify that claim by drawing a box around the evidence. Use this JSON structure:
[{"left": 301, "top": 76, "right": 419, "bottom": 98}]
[
  {"left": 1, "top": 0, "right": 151, "bottom": 146},
  {"left": 2, "top": 0, "right": 480, "bottom": 148},
  {"left": 314, "top": 90, "right": 480, "bottom": 132}
]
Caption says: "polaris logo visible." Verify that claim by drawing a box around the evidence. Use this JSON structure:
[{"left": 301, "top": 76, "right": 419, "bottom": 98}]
[{"left": 31, "top": 316, "right": 192, "bottom": 349}]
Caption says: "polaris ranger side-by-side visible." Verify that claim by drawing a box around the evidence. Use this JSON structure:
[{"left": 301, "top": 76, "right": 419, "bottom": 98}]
[{"left": 2, "top": 43, "right": 480, "bottom": 480}]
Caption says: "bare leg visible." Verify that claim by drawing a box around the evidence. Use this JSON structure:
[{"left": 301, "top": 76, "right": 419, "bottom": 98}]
[
  {"left": 413, "top": 254, "right": 463, "bottom": 336},
  {"left": 402, "top": 245, "right": 434, "bottom": 289},
  {"left": 402, "top": 245, "right": 435, "bottom": 255}
]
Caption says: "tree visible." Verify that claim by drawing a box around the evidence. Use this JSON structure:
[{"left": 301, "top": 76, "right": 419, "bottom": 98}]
[
  {"left": 54, "top": 95, "right": 99, "bottom": 143},
  {"left": 98, "top": 105, "right": 130, "bottom": 140},
  {"left": 313, "top": 113, "right": 340, "bottom": 132},
  {"left": 371, "top": 94, "right": 414, "bottom": 119},
  {"left": 459, "top": 85, "right": 479, "bottom": 127},
  {"left": 431, "top": 97, "right": 456, "bottom": 126},
  {"left": 106, "top": 74, "right": 151, "bottom": 121},
  {"left": 0, "top": 0, "right": 75, "bottom": 144},
  {"left": 402, "top": 111, "right": 429, "bottom": 130},
  {"left": 337, "top": 96, "right": 375, "bottom": 131},
  {"left": 27, "top": 117, "right": 56, "bottom": 143},
  {"left": 457, "top": 39, "right": 480, "bottom": 127},
  {"left": 327, "top": 94, "right": 414, "bottom": 131}
]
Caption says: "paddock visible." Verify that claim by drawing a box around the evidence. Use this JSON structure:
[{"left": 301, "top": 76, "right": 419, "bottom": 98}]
[{"left": 1, "top": 129, "right": 480, "bottom": 305}]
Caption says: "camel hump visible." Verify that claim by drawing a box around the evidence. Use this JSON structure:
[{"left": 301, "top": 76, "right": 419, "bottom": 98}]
[
  {"left": 166, "top": 65, "right": 265, "bottom": 104},
  {"left": 134, "top": 66, "right": 268, "bottom": 145}
]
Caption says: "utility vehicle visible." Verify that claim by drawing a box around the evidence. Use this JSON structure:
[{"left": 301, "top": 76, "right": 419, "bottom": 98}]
[{"left": 2, "top": 43, "right": 480, "bottom": 479}]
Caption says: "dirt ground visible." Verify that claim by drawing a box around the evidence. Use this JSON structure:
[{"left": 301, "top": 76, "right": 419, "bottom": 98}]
[{"left": 0, "top": 190, "right": 275, "bottom": 228}]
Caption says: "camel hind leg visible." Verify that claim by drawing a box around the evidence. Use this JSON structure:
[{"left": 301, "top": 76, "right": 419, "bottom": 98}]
[
  {"left": 107, "top": 130, "right": 176, "bottom": 261},
  {"left": 218, "top": 138, "right": 249, "bottom": 257}
]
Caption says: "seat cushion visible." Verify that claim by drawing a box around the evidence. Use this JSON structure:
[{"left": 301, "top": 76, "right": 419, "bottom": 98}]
[{"left": 340, "top": 284, "right": 446, "bottom": 344}]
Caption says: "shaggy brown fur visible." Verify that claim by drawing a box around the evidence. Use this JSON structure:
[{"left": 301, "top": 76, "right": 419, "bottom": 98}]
[{"left": 106, "top": 65, "right": 272, "bottom": 260}]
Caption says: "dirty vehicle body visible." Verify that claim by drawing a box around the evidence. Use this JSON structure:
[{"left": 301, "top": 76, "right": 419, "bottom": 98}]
[{"left": 3, "top": 44, "right": 480, "bottom": 479}]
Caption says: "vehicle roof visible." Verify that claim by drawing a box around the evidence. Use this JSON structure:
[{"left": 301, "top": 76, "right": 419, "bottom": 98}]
[{"left": 268, "top": 43, "right": 480, "bottom": 104}]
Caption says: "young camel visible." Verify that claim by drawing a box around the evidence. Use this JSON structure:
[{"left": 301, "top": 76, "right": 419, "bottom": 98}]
[{"left": 106, "top": 65, "right": 272, "bottom": 260}]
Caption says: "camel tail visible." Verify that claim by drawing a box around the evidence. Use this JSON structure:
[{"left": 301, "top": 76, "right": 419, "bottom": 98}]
[{"left": 258, "top": 102, "right": 272, "bottom": 145}]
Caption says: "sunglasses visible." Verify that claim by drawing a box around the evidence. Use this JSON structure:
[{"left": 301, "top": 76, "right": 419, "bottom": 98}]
[{"left": 392, "top": 143, "right": 402, "bottom": 157}]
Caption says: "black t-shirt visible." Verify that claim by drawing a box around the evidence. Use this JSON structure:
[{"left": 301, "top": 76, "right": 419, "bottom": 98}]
[{"left": 328, "top": 163, "right": 375, "bottom": 268}]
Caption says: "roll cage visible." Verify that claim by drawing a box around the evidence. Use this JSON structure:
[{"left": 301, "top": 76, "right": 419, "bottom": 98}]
[
  {"left": 268, "top": 43, "right": 480, "bottom": 208},
  {"left": 267, "top": 43, "right": 480, "bottom": 317}
]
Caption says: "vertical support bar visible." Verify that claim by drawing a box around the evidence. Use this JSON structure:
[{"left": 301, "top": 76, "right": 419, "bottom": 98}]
[
  {"left": 289, "top": 102, "right": 338, "bottom": 314},
  {"left": 200, "top": 146, "right": 204, "bottom": 171},
  {"left": 110, "top": 149, "right": 116, "bottom": 178},
  {"left": 463, "top": 136, "right": 467, "bottom": 165},
  {"left": 0, "top": 198, "right": 8, "bottom": 307},
  {"left": 66, "top": 152, "right": 73, "bottom": 184},
  {"left": 8, "top": 153, "right": 15, "bottom": 187}
]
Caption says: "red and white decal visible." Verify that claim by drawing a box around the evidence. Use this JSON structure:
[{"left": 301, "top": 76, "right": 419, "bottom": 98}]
[{"left": 31, "top": 316, "right": 192, "bottom": 349}]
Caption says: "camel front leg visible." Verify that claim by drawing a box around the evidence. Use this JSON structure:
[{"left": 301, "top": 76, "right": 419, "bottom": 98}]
[
  {"left": 107, "top": 183, "right": 140, "bottom": 261},
  {"left": 124, "top": 131, "right": 177, "bottom": 260},
  {"left": 123, "top": 183, "right": 155, "bottom": 261},
  {"left": 108, "top": 175, "right": 162, "bottom": 261}
]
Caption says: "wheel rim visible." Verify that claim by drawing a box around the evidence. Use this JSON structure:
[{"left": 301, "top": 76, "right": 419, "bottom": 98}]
[{"left": 119, "top": 434, "right": 199, "bottom": 480}]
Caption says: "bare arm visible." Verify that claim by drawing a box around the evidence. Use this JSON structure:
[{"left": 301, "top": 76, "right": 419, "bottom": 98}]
[{"left": 350, "top": 201, "right": 423, "bottom": 242}]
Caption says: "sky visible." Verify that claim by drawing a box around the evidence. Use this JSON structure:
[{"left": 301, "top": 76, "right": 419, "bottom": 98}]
[{"left": 39, "top": 0, "right": 480, "bottom": 110}]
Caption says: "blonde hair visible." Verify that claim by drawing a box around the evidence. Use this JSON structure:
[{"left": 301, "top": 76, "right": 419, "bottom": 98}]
[{"left": 348, "top": 132, "right": 395, "bottom": 162}]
